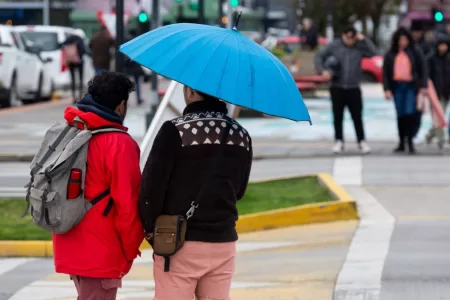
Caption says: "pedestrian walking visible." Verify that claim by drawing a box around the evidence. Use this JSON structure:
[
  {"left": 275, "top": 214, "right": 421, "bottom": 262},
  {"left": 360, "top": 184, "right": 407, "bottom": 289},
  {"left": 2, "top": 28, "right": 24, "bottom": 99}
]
[
  {"left": 426, "top": 37, "right": 450, "bottom": 148},
  {"left": 138, "top": 88, "right": 253, "bottom": 300},
  {"left": 25, "top": 71, "right": 144, "bottom": 299},
  {"left": 410, "top": 22, "right": 433, "bottom": 138},
  {"left": 124, "top": 29, "right": 144, "bottom": 105},
  {"left": 89, "top": 26, "right": 115, "bottom": 74},
  {"left": 61, "top": 34, "right": 86, "bottom": 102},
  {"left": 301, "top": 18, "right": 318, "bottom": 50},
  {"left": 383, "top": 27, "right": 428, "bottom": 154},
  {"left": 315, "top": 25, "right": 377, "bottom": 154}
]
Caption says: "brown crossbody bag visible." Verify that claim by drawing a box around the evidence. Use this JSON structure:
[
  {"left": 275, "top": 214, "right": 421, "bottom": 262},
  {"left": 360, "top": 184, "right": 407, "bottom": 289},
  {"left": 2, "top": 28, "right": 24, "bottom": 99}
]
[{"left": 152, "top": 121, "right": 231, "bottom": 272}]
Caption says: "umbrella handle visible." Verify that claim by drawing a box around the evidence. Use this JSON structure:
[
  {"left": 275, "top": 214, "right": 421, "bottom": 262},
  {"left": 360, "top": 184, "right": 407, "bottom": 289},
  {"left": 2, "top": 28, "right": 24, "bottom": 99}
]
[{"left": 233, "top": 12, "right": 242, "bottom": 30}]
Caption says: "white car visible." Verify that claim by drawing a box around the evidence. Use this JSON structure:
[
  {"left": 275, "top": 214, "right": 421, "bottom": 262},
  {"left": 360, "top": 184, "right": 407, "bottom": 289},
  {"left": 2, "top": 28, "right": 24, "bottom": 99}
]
[
  {"left": 15, "top": 26, "right": 95, "bottom": 92},
  {"left": 0, "top": 25, "right": 53, "bottom": 108}
]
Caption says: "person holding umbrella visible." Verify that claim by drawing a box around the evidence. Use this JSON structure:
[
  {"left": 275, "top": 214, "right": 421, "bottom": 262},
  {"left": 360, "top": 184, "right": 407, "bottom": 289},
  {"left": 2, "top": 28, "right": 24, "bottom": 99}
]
[{"left": 121, "top": 17, "right": 311, "bottom": 300}]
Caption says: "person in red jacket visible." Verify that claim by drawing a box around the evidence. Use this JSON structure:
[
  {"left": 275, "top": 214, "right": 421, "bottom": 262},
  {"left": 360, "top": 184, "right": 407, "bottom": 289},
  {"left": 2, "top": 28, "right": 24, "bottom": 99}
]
[{"left": 53, "top": 71, "right": 144, "bottom": 299}]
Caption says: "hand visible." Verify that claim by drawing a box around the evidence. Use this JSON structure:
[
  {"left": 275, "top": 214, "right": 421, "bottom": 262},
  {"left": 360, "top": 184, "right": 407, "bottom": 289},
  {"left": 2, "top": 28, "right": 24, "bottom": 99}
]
[
  {"left": 356, "top": 33, "right": 365, "bottom": 41},
  {"left": 322, "top": 70, "right": 332, "bottom": 81},
  {"left": 420, "top": 88, "right": 428, "bottom": 96},
  {"left": 384, "top": 90, "right": 392, "bottom": 100}
]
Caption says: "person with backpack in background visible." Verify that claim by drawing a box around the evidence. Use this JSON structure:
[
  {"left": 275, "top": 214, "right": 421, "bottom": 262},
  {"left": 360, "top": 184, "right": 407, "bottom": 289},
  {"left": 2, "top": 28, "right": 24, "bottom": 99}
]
[
  {"left": 23, "top": 71, "right": 144, "bottom": 299},
  {"left": 138, "top": 87, "right": 252, "bottom": 300},
  {"left": 90, "top": 26, "right": 115, "bottom": 74},
  {"left": 61, "top": 34, "right": 86, "bottom": 103},
  {"left": 383, "top": 27, "right": 428, "bottom": 154},
  {"left": 426, "top": 37, "right": 450, "bottom": 149}
]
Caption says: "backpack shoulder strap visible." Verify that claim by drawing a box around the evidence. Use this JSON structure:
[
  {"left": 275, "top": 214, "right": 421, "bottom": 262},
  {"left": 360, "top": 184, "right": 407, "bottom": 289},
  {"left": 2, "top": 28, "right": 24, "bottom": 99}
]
[{"left": 91, "top": 126, "right": 129, "bottom": 136}]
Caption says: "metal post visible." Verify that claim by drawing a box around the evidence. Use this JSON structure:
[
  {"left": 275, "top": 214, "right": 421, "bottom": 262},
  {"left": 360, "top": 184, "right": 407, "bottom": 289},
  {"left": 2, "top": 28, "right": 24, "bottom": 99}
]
[
  {"left": 146, "top": 0, "right": 160, "bottom": 128},
  {"left": 226, "top": 0, "right": 233, "bottom": 29},
  {"left": 325, "top": 0, "right": 333, "bottom": 41},
  {"left": 199, "top": 0, "right": 205, "bottom": 24},
  {"left": 115, "top": 0, "right": 125, "bottom": 72},
  {"left": 42, "top": 0, "right": 50, "bottom": 25},
  {"left": 218, "top": 0, "right": 224, "bottom": 27}
]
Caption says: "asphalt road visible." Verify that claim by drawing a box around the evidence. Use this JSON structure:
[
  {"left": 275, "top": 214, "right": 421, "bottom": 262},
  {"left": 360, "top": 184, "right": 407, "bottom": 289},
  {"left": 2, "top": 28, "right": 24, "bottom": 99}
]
[{"left": 2, "top": 156, "right": 450, "bottom": 299}]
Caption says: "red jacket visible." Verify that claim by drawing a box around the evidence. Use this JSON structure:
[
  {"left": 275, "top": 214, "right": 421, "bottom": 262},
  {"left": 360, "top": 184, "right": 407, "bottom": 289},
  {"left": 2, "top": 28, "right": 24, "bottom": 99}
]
[{"left": 53, "top": 107, "right": 144, "bottom": 279}]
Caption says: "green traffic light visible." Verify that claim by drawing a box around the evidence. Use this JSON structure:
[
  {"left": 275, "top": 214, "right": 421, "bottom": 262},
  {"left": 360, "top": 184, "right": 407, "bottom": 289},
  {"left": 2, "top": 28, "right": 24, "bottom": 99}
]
[
  {"left": 435, "top": 11, "right": 444, "bottom": 22},
  {"left": 231, "top": 0, "right": 238, "bottom": 7},
  {"left": 138, "top": 13, "right": 148, "bottom": 23}
]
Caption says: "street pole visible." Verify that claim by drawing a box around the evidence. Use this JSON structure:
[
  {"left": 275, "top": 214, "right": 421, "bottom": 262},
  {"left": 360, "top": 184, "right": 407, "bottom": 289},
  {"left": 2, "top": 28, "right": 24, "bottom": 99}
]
[
  {"left": 226, "top": 0, "right": 233, "bottom": 29},
  {"left": 199, "top": 0, "right": 205, "bottom": 24},
  {"left": 42, "top": 0, "right": 50, "bottom": 25},
  {"left": 146, "top": 0, "right": 160, "bottom": 129},
  {"left": 115, "top": 0, "right": 125, "bottom": 72},
  {"left": 218, "top": 0, "right": 224, "bottom": 27},
  {"left": 325, "top": 0, "right": 333, "bottom": 41}
]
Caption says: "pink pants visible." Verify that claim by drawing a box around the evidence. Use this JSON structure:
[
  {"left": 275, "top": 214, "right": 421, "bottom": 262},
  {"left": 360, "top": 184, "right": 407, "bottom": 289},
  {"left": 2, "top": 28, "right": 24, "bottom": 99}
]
[
  {"left": 71, "top": 275, "right": 121, "bottom": 300},
  {"left": 153, "top": 241, "right": 236, "bottom": 300}
]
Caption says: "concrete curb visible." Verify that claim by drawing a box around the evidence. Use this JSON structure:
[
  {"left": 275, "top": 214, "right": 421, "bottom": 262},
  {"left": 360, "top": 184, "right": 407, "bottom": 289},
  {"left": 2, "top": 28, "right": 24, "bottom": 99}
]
[{"left": 0, "top": 173, "right": 358, "bottom": 256}]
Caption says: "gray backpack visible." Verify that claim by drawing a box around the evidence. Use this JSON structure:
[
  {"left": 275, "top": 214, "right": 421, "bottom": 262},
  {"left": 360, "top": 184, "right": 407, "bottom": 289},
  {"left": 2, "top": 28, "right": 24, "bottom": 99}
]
[{"left": 23, "top": 117, "right": 127, "bottom": 234}]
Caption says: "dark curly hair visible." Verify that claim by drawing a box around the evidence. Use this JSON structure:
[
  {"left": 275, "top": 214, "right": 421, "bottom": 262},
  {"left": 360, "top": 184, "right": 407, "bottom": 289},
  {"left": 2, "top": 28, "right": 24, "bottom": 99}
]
[
  {"left": 87, "top": 71, "right": 136, "bottom": 110},
  {"left": 390, "top": 27, "right": 414, "bottom": 53}
]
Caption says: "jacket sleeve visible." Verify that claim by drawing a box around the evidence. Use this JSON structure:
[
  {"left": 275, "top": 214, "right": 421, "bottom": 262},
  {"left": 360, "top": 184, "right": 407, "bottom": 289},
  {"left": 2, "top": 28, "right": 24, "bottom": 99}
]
[
  {"left": 138, "top": 121, "right": 181, "bottom": 234},
  {"left": 382, "top": 53, "right": 392, "bottom": 92},
  {"left": 107, "top": 135, "right": 144, "bottom": 262},
  {"left": 356, "top": 39, "right": 377, "bottom": 58},
  {"left": 236, "top": 136, "right": 253, "bottom": 201},
  {"left": 314, "top": 42, "right": 333, "bottom": 73}
]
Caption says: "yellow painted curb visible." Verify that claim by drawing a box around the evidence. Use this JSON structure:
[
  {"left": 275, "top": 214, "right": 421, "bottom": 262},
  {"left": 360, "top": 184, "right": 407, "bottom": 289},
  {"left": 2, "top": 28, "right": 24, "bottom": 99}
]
[
  {"left": 50, "top": 91, "right": 62, "bottom": 102},
  {"left": 0, "top": 173, "right": 358, "bottom": 256},
  {"left": 0, "top": 241, "right": 53, "bottom": 257}
]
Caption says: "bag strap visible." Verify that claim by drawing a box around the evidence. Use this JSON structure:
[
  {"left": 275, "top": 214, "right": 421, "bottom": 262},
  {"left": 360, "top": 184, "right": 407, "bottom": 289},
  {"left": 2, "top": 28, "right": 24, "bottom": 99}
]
[
  {"left": 90, "top": 188, "right": 114, "bottom": 216},
  {"left": 185, "top": 118, "right": 231, "bottom": 220}
]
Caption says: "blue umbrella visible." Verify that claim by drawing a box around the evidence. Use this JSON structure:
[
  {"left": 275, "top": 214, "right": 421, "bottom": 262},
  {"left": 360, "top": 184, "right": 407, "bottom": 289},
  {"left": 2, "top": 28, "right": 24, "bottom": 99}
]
[{"left": 120, "top": 21, "right": 311, "bottom": 123}]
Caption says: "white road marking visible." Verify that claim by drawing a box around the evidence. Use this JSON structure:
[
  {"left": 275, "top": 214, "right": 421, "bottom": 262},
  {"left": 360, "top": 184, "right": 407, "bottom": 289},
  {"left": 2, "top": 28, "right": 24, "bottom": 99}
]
[
  {"left": 333, "top": 156, "right": 363, "bottom": 186},
  {"left": 0, "top": 258, "right": 35, "bottom": 276},
  {"left": 333, "top": 186, "right": 395, "bottom": 300}
]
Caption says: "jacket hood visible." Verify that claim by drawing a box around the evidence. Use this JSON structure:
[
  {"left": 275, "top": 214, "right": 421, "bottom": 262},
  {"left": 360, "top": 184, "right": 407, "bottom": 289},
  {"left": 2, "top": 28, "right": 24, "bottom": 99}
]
[{"left": 64, "top": 94, "right": 128, "bottom": 131}]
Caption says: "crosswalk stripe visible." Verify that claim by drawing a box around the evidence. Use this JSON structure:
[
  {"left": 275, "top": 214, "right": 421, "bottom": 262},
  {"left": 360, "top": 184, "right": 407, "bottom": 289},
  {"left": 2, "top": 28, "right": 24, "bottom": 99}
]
[{"left": 0, "top": 258, "right": 35, "bottom": 276}]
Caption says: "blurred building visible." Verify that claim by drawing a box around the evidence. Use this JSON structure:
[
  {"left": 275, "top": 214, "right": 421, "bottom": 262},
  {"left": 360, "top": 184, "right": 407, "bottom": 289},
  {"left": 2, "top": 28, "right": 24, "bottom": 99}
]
[{"left": 0, "top": 0, "right": 75, "bottom": 25}]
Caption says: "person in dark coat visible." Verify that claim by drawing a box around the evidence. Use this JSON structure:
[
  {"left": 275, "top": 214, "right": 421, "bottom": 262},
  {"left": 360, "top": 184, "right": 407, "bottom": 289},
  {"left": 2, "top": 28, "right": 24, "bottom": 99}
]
[
  {"left": 138, "top": 88, "right": 252, "bottom": 300},
  {"left": 301, "top": 18, "right": 318, "bottom": 50},
  {"left": 425, "top": 37, "right": 450, "bottom": 148},
  {"left": 89, "top": 26, "right": 115, "bottom": 74},
  {"left": 383, "top": 27, "right": 428, "bottom": 154},
  {"left": 61, "top": 34, "right": 86, "bottom": 102},
  {"left": 410, "top": 22, "right": 433, "bottom": 138},
  {"left": 124, "top": 29, "right": 145, "bottom": 105}
]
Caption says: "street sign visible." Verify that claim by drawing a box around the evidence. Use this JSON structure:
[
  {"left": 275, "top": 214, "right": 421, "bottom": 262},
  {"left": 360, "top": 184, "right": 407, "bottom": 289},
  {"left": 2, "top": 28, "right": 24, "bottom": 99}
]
[{"left": 97, "top": 11, "right": 131, "bottom": 39}]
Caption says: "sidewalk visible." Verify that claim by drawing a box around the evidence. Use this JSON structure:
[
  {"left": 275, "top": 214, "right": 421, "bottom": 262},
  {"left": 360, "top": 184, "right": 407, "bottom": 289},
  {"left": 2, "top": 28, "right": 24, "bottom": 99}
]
[{"left": 0, "top": 83, "right": 446, "bottom": 161}]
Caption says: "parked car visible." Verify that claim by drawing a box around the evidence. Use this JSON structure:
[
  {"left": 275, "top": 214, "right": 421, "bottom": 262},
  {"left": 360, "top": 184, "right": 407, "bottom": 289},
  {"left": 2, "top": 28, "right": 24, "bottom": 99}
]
[
  {"left": 0, "top": 25, "right": 53, "bottom": 108},
  {"left": 14, "top": 26, "right": 95, "bottom": 91},
  {"left": 276, "top": 36, "right": 383, "bottom": 83}
]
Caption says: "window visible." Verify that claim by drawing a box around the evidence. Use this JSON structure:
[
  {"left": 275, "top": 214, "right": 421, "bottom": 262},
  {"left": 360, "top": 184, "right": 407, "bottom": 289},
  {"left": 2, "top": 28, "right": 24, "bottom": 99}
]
[{"left": 20, "top": 31, "right": 59, "bottom": 52}]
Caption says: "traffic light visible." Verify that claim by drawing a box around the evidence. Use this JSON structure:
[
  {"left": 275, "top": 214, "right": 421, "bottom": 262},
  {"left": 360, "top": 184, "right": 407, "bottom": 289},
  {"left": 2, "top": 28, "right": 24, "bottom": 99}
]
[
  {"left": 137, "top": 10, "right": 150, "bottom": 35},
  {"left": 432, "top": 7, "right": 444, "bottom": 23},
  {"left": 231, "top": 0, "right": 239, "bottom": 6},
  {"left": 138, "top": 11, "right": 148, "bottom": 23}
]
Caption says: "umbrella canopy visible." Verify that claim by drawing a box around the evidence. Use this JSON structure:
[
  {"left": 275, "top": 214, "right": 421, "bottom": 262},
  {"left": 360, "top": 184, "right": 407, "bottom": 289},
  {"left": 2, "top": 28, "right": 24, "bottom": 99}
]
[{"left": 120, "top": 23, "right": 311, "bottom": 122}]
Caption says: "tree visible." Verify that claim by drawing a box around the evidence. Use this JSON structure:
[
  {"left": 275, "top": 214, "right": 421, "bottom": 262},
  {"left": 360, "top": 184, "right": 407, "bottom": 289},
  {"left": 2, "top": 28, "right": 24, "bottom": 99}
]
[{"left": 303, "top": 0, "right": 400, "bottom": 45}]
